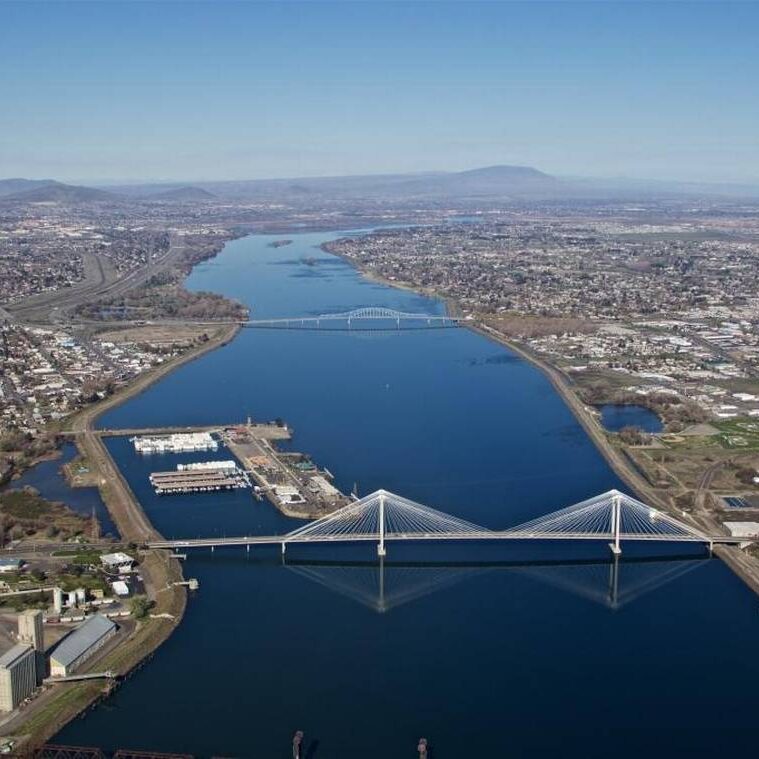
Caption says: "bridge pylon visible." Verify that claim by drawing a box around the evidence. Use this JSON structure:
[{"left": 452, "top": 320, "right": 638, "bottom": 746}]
[
  {"left": 610, "top": 492, "right": 622, "bottom": 555},
  {"left": 378, "top": 492, "right": 387, "bottom": 557}
]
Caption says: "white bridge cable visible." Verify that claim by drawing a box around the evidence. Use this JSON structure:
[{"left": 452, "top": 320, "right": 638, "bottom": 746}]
[
  {"left": 503, "top": 490, "right": 710, "bottom": 541},
  {"left": 284, "top": 490, "right": 489, "bottom": 543}
]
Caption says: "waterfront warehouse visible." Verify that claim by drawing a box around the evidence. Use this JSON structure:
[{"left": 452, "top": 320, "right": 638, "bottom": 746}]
[{"left": 49, "top": 615, "right": 117, "bottom": 677}]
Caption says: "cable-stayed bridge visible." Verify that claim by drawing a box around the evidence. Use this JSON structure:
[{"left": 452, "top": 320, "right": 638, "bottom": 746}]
[
  {"left": 147, "top": 489, "right": 750, "bottom": 555},
  {"left": 240, "top": 307, "right": 462, "bottom": 330}
]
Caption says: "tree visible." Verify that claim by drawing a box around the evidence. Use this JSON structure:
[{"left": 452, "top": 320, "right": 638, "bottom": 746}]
[
  {"left": 618, "top": 426, "right": 645, "bottom": 446},
  {"left": 130, "top": 595, "right": 154, "bottom": 620}
]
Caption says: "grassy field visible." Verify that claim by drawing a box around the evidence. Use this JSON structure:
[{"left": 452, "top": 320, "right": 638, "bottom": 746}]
[{"left": 714, "top": 418, "right": 759, "bottom": 450}]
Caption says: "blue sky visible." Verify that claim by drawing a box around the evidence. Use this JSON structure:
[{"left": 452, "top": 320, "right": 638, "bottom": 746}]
[{"left": 1, "top": 1, "right": 758, "bottom": 183}]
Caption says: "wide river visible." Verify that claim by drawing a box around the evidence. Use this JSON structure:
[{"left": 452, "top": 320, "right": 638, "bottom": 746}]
[{"left": 57, "top": 231, "right": 759, "bottom": 757}]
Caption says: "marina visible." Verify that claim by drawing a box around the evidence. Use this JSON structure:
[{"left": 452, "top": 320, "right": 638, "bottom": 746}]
[
  {"left": 125, "top": 420, "right": 350, "bottom": 509},
  {"left": 149, "top": 464, "right": 251, "bottom": 495},
  {"left": 131, "top": 431, "right": 219, "bottom": 454}
]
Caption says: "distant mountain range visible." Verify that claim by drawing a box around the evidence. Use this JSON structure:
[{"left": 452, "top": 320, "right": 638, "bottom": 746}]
[
  {"left": 0, "top": 179, "right": 116, "bottom": 203},
  {"left": 1, "top": 166, "right": 758, "bottom": 205},
  {"left": 147, "top": 186, "right": 216, "bottom": 201}
]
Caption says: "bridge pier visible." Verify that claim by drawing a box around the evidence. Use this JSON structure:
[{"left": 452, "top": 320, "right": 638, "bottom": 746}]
[{"left": 281, "top": 542, "right": 287, "bottom": 556}]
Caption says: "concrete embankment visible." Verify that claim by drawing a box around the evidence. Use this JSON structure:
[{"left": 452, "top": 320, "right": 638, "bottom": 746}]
[{"left": 10, "top": 324, "right": 239, "bottom": 746}]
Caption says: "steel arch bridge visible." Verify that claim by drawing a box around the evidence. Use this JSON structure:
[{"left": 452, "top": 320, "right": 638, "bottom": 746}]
[
  {"left": 147, "top": 489, "right": 750, "bottom": 556},
  {"left": 240, "top": 307, "right": 461, "bottom": 330}
]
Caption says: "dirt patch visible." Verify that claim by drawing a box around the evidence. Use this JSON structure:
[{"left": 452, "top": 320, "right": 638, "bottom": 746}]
[{"left": 97, "top": 324, "right": 220, "bottom": 346}]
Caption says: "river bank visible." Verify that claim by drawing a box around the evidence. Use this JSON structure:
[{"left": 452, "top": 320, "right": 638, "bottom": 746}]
[
  {"left": 323, "top": 244, "right": 759, "bottom": 597},
  {"left": 3, "top": 323, "right": 239, "bottom": 747},
  {"left": 52, "top": 229, "right": 759, "bottom": 758}
]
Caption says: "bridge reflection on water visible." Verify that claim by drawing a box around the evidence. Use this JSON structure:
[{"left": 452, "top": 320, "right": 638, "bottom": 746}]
[{"left": 282, "top": 554, "right": 706, "bottom": 614}]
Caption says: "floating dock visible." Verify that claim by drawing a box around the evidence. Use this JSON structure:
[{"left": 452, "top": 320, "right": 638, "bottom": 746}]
[
  {"left": 133, "top": 431, "right": 219, "bottom": 454},
  {"left": 150, "top": 463, "right": 250, "bottom": 495}
]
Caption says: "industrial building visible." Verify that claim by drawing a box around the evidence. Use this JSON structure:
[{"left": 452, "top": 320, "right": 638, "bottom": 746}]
[
  {"left": 49, "top": 615, "right": 117, "bottom": 677},
  {"left": 0, "top": 644, "right": 36, "bottom": 712},
  {"left": 18, "top": 610, "right": 43, "bottom": 652},
  {"left": 18, "top": 609, "right": 45, "bottom": 684}
]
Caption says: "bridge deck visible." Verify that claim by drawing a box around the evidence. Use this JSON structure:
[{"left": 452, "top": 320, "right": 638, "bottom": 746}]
[
  {"left": 145, "top": 489, "right": 755, "bottom": 552},
  {"left": 148, "top": 531, "right": 745, "bottom": 549}
]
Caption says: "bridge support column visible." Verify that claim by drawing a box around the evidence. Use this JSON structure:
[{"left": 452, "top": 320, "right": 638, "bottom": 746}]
[
  {"left": 281, "top": 542, "right": 287, "bottom": 556},
  {"left": 707, "top": 540, "right": 714, "bottom": 556},
  {"left": 246, "top": 544, "right": 250, "bottom": 554},
  {"left": 377, "top": 492, "right": 387, "bottom": 557},
  {"left": 609, "top": 493, "right": 622, "bottom": 556}
]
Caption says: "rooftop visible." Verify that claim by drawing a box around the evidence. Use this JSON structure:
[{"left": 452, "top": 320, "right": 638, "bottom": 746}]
[
  {"left": 0, "top": 643, "right": 33, "bottom": 669},
  {"left": 50, "top": 615, "right": 116, "bottom": 668}
]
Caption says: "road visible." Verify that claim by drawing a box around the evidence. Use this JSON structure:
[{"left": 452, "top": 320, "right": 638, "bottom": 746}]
[{"left": 5, "top": 233, "right": 188, "bottom": 323}]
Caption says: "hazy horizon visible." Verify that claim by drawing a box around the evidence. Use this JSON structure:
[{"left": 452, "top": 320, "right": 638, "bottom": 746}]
[
  {"left": 3, "top": 1, "right": 758, "bottom": 185},
  {"left": 4, "top": 166, "right": 758, "bottom": 192}
]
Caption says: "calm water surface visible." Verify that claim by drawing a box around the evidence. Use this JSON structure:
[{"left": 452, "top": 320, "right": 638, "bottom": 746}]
[
  {"left": 4, "top": 442, "right": 117, "bottom": 537},
  {"left": 56, "top": 232, "right": 759, "bottom": 757},
  {"left": 600, "top": 404, "right": 664, "bottom": 434}
]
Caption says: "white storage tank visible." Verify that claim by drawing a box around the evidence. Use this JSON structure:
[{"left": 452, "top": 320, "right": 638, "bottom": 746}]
[{"left": 53, "top": 587, "right": 63, "bottom": 614}]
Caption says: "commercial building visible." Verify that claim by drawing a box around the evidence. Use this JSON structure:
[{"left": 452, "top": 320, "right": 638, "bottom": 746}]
[
  {"left": 0, "top": 644, "right": 36, "bottom": 711},
  {"left": 111, "top": 580, "right": 130, "bottom": 597},
  {"left": 100, "top": 552, "right": 135, "bottom": 573},
  {"left": 49, "top": 615, "right": 117, "bottom": 677}
]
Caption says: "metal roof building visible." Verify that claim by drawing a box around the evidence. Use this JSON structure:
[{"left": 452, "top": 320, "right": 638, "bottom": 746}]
[
  {"left": 0, "top": 644, "right": 36, "bottom": 711},
  {"left": 49, "top": 615, "right": 117, "bottom": 677},
  {"left": 0, "top": 558, "right": 22, "bottom": 574},
  {"left": 100, "top": 552, "right": 135, "bottom": 572}
]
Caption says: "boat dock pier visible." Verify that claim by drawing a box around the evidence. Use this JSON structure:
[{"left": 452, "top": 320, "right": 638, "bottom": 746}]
[
  {"left": 97, "top": 422, "right": 292, "bottom": 441},
  {"left": 150, "top": 466, "right": 251, "bottom": 495}
]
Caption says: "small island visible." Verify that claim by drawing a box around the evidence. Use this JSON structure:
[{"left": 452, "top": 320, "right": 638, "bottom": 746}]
[{"left": 268, "top": 239, "right": 293, "bottom": 248}]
